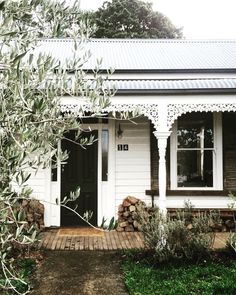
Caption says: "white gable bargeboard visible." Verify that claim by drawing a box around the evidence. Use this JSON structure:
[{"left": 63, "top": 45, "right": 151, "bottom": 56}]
[{"left": 27, "top": 39, "right": 236, "bottom": 227}]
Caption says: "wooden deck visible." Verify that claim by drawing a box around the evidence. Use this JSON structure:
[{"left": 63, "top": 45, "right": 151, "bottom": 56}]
[
  {"left": 38, "top": 228, "right": 229, "bottom": 251},
  {"left": 38, "top": 228, "right": 145, "bottom": 251}
]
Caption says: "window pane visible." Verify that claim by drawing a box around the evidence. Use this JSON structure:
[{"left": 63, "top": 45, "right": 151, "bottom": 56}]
[
  {"left": 177, "top": 113, "right": 213, "bottom": 148},
  {"left": 102, "top": 130, "right": 109, "bottom": 181},
  {"left": 51, "top": 150, "right": 57, "bottom": 181},
  {"left": 177, "top": 150, "right": 213, "bottom": 187}
]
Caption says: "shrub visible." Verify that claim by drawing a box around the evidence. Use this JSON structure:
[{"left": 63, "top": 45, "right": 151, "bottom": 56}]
[
  {"left": 139, "top": 207, "right": 215, "bottom": 263},
  {"left": 226, "top": 232, "right": 236, "bottom": 252}
]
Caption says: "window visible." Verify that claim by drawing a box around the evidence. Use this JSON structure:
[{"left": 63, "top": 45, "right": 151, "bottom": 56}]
[
  {"left": 101, "top": 129, "right": 109, "bottom": 181},
  {"left": 170, "top": 112, "right": 222, "bottom": 190}
]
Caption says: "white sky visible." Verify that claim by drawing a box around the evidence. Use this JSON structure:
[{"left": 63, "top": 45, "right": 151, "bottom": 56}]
[{"left": 78, "top": 0, "right": 236, "bottom": 39}]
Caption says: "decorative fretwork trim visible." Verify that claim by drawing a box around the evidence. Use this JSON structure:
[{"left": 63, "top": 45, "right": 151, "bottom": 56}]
[
  {"left": 167, "top": 103, "right": 236, "bottom": 129},
  {"left": 60, "top": 102, "right": 159, "bottom": 129},
  {"left": 60, "top": 101, "right": 236, "bottom": 131}
]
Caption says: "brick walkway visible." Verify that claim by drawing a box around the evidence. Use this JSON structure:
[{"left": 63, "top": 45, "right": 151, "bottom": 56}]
[
  {"left": 38, "top": 228, "right": 229, "bottom": 251},
  {"left": 38, "top": 228, "right": 145, "bottom": 251}
]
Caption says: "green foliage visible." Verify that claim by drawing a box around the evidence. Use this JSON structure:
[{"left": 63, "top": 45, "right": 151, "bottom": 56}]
[
  {"left": 0, "top": 1, "right": 112, "bottom": 294},
  {"left": 0, "top": 0, "right": 94, "bottom": 38},
  {"left": 123, "top": 259, "right": 236, "bottom": 295},
  {"left": 90, "top": 0, "right": 183, "bottom": 38},
  {"left": 0, "top": 258, "right": 36, "bottom": 294},
  {"left": 100, "top": 216, "right": 118, "bottom": 230},
  {"left": 139, "top": 207, "right": 215, "bottom": 263},
  {"left": 227, "top": 232, "right": 236, "bottom": 252},
  {"left": 227, "top": 193, "right": 236, "bottom": 252}
]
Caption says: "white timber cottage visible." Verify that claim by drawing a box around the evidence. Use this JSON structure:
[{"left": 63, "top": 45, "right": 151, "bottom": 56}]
[{"left": 29, "top": 39, "right": 236, "bottom": 227}]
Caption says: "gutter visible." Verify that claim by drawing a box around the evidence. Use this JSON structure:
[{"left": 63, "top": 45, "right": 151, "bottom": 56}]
[
  {"left": 114, "top": 88, "right": 236, "bottom": 95},
  {"left": 83, "top": 68, "right": 236, "bottom": 74}
]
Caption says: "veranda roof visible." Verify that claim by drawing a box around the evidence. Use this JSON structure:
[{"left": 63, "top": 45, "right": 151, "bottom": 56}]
[{"left": 101, "top": 78, "right": 236, "bottom": 93}]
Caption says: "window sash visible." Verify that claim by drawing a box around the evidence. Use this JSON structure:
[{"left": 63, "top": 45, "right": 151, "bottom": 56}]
[
  {"left": 177, "top": 150, "right": 214, "bottom": 188},
  {"left": 170, "top": 112, "right": 223, "bottom": 191},
  {"left": 101, "top": 129, "right": 109, "bottom": 181}
]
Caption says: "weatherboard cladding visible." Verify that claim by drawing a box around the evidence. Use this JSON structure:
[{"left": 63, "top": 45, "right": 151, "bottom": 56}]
[{"left": 38, "top": 39, "right": 236, "bottom": 70}]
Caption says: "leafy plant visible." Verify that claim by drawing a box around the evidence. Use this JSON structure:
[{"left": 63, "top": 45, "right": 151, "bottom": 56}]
[
  {"left": 226, "top": 193, "right": 236, "bottom": 252},
  {"left": 226, "top": 232, "right": 236, "bottom": 252},
  {"left": 100, "top": 216, "right": 118, "bottom": 230},
  {"left": 0, "top": 1, "right": 112, "bottom": 294},
  {"left": 138, "top": 205, "right": 215, "bottom": 263}
]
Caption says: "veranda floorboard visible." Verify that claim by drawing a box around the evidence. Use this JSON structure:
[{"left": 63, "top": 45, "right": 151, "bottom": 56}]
[
  {"left": 110, "top": 231, "right": 117, "bottom": 250},
  {"left": 74, "top": 238, "right": 80, "bottom": 250},
  {"left": 69, "top": 236, "right": 76, "bottom": 250},
  {"left": 55, "top": 237, "right": 63, "bottom": 250},
  {"left": 88, "top": 237, "right": 94, "bottom": 250},
  {"left": 113, "top": 231, "right": 123, "bottom": 250},
  {"left": 104, "top": 232, "right": 111, "bottom": 250},
  {"left": 79, "top": 237, "right": 85, "bottom": 250},
  {"left": 132, "top": 232, "right": 143, "bottom": 249},
  {"left": 46, "top": 231, "right": 57, "bottom": 249},
  {"left": 38, "top": 232, "right": 49, "bottom": 249},
  {"left": 60, "top": 236, "right": 67, "bottom": 250},
  {"left": 50, "top": 235, "right": 59, "bottom": 250},
  {"left": 121, "top": 232, "right": 131, "bottom": 249},
  {"left": 38, "top": 229, "right": 227, "bottom": 251},
  {"left": 38, "top": 229, "right": 146, "bottom": 251}
]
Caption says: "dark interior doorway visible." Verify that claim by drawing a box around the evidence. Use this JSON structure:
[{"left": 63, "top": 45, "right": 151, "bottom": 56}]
[{"left": 61, "top": 130, "right": 98, "bottom": 226}]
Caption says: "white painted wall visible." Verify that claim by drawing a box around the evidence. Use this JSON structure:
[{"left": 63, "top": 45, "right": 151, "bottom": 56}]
[
  {"left": 115, "top": 118, "right": 152, "bottom": 210},
  {"left": 25, "top": 167, "right": 52, "bottom": 227},
  {"left": 25, "top": 113, "right": 231, "bottom": 228}
]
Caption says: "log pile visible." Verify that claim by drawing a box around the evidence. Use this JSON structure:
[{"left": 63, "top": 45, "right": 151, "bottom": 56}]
[
  {"left": 169, "top": 209, "right": 236, "bottom": 232},
  {"left": 116, "top": 196, "right": 146, "bottom": 232},
  {"left": 17, "top": 199, "right": 45, "bottom": 231}
]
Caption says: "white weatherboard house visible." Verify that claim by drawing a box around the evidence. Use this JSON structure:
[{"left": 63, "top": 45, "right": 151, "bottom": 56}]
[{"left": 30, "top": 39, "right": 236, "bottom": 227}]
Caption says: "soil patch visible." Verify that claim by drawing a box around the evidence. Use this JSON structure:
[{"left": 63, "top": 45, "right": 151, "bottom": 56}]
[{"left": 31, "top": 251, "right": 128, "bottom": 295}]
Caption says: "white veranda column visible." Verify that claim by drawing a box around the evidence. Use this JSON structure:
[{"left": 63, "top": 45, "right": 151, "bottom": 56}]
[{"left": 153, "top": 131, "right": 171, "bottom": 213}]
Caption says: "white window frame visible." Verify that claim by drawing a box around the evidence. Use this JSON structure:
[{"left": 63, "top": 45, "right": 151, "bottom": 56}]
[{"left": 170, "top": 112, "right": 223, "bottom": 190}]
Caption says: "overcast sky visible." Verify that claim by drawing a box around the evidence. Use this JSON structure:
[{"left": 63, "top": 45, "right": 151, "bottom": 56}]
[{"left": 78, "top": 0, "right": 236, "bottom": 39}]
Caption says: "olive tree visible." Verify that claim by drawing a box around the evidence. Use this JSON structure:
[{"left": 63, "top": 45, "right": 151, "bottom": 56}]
[{"left": 0, "top": 1, "right": 112, "bottom": 294}]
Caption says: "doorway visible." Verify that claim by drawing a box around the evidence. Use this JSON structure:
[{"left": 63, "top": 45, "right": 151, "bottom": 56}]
[{"left": 60, "top": 130, "right": 98, "bottom": 226}]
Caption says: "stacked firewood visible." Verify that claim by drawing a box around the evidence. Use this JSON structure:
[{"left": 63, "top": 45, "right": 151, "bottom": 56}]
[
  {"left": 116, "top": 196, "right": 146, "bottom": 232},
  {"left": 17, "top": 199, "right": 45, "bottom": 230}
]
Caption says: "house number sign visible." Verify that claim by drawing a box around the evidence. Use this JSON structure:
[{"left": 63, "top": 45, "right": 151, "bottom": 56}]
[{"left": 117, "top": 144, "right": 129, "bottom": 151}]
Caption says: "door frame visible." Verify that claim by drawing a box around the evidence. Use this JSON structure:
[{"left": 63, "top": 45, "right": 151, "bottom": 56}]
[{"left": 49, "top": 122, "right": 115, "bottom": 227}]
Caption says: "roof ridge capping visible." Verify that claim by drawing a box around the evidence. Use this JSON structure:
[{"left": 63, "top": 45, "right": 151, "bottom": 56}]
[
  {"left": 40, "top": 38, "right": 236, "bottom": 44},
  {"left": 107, "top": 78, "right": 236, "bottom": 82}
]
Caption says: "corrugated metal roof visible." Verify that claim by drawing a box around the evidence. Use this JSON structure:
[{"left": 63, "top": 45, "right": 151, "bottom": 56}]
[
  {"left": 37, "top": 39, "right": 236, "bottom": 71},
  {"left": 91, "top": 78, "right": 236, "bottom": 92}
]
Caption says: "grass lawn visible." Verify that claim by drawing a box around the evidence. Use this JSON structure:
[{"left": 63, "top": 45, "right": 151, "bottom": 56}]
[{"left": 123, "top": 253, "right": 236, "bottom": 295}]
